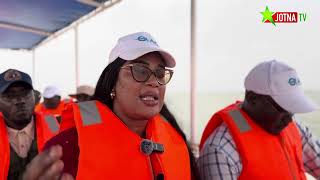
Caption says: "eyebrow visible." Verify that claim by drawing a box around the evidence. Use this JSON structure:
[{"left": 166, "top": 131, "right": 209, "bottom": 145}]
[
  {"left": 131, "top": 60, "right": 166, "bottom": 68},
  {"left": 130, "top": 60, "right": 148, "bottom": 65}
]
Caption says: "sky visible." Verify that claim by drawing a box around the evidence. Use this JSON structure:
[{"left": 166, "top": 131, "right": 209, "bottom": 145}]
[
  {"left": 1, "top": 0, "right": 320, "bottom": 143},
  {"left": 0, "top": 0, "right": 319, "bottom": 96}
]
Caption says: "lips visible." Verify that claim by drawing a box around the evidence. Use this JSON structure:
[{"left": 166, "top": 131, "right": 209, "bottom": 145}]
[
  {"left": 16, "top": 108, "right": 28, "bottom": 114},
  {"left": 139, "top": 91, "right": 159, "bottom": 106},
  {"left": 15, "top": 105, "right": 29, "bottom": 113}
]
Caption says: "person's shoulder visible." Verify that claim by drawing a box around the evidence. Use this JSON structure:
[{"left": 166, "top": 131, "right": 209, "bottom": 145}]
[
  {"left": 200, "top": 122, "right": 240, "bottom": 164},
  {"left": 292, "top": 118, "right": 312, "bottom": 138},
  {"left": 203, "top": 122, "right": 233, "bottom": 148},
  {"left": 34, "top": 103, "right": 43, "bottom": 112}
]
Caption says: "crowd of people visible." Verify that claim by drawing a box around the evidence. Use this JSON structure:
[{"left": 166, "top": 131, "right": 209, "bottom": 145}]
[{"left": 0, "top": 31, "right": 319, "bottom": 180}]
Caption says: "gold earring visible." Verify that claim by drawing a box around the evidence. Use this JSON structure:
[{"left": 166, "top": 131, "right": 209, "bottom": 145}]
[{"left": 110, "top": 91, "right": 116, "bottom": 99}]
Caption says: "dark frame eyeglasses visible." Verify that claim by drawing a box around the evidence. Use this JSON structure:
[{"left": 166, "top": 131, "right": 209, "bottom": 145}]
[{"left": 121, "top": 64, "right": 174, "bottom": 85}]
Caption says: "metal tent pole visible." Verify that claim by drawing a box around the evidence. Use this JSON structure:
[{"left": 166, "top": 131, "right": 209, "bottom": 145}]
[
  {"left": 32, "top": 50, "right": 36, "bottom": 83},
  {"left": 190, "top": 0, "right": 197, "bottom": 145},
  {"left": 74, "top": 25, "right": 79, "bottom": 89}
]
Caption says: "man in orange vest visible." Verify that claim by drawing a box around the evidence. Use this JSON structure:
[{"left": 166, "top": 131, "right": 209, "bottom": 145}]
[
  {"left": 198, "top": 60, "right": 320, "bottom": 180},
  {"left": 0, "top": 69, "right": 59, "bottom": 179},
  {"left": 33, "top": 89, "right": 41, "bottom": 106},
  {"left": 68, "top": 85, "right": 94, "bottom": 102},
  {"left": 35, "top": 85, "right": 66, "bottom": 123}
]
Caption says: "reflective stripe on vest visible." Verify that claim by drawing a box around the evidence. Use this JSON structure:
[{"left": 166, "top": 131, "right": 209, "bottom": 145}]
[
  {"left": 228, "top": 110, "right": 251, "bottom": 133},
  {"left": 78, "top": 101, "right": 102, "bottom": 126},
  {"left": 200, "top": 102, "right": 306, "bottom": 180},
  {"left": 72, "top": 100, "right": 191, "bottom": 179},
  {"left": 44, "top": 115, "right": 59, "bottom": 133}
]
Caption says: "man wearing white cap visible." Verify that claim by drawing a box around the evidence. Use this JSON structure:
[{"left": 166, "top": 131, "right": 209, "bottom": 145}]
[
  {"left": 69, "top": 85, "right": 94, "bottom": 102},
  {"left": 199, "top": 60, "right": 319, "bottom": 179},
  {"left": 35, "top": 85, "right": 66, "bottom": 122}
]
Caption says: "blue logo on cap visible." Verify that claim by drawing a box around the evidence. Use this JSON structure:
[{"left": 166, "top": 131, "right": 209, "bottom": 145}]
[
  {"left": 288, "top": 78, "right": 301, "bottom": 86},
  {"left": 136, "top": 36, "right": 158, "bottom": 46}
]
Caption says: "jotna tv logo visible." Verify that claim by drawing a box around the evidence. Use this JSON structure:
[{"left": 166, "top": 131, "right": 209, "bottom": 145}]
[{"left": 260, "top": 6, "right": 307, "bottom": 26}]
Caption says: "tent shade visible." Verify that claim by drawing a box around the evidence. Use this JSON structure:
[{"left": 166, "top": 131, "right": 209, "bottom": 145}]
[
  {"left": 0, "top": 0, "right": 110, "bottom": 50},
  {"left": 0, "top": 28, "right": 46, "bottom": 50}
]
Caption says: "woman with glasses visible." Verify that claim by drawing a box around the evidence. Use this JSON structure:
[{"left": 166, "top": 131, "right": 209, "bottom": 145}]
[{"left": 22, "top": 32, "right": 199, "bottom": 180}]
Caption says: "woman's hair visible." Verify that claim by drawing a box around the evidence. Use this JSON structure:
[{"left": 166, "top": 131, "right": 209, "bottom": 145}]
[
  {"left": 160, "top": 104, "right": 200, "bottom": 179},
  {"left": 93, "top": 57, "right": 199, "bottom": 178},
  {"left": 93, "top": 58, "right": 126, "bottom": 109}
]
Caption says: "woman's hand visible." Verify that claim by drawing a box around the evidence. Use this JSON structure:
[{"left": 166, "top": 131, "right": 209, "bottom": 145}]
[{"left": 22, "top": 145, "right": 74, "bottom": 180}]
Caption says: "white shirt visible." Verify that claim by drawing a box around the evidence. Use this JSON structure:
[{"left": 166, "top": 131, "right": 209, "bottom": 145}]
[{"left": 6, "top": 119, "right": 35, "bottom": 158}]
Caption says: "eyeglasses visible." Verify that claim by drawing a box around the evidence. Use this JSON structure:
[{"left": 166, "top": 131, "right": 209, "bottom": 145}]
[{"left": 121, "top": 64, "right": 173, "bottom": 85}]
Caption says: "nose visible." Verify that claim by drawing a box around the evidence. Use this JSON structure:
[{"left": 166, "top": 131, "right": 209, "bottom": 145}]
[
  {"left": 13, "top": 96, "right": 26, "bottom": 105},
  {"left": 146, "top": 72, "right": 159, "bottom": 87}
]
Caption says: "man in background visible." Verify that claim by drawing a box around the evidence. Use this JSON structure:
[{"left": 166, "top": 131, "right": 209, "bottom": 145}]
[
  {"left": 33, "top": 89, "right": 41, "bottom": 106},
  {"left": 69, "top": 85, "right": 94, "bottom": 102},
  {"left": 199, "top": 60, "right": 320, "bottom": 179},
  {"left": 35, "top": 85, "right": 66, "bottom": 123},
  {"left": 0, "top": 69, "right": 59, "bottom": 179}
]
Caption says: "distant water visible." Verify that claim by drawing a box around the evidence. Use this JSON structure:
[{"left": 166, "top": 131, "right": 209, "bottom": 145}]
[
  {"left": 165, "top": 91, "right": 319, "bottom": 179},
  {"left": 165, "top": 90, "right": 320, "bottom": 143}
]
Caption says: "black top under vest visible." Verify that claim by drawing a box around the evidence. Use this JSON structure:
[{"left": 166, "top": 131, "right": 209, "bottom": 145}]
[{"left": 7, "top": 126, "right": 38, "bottom": 180}]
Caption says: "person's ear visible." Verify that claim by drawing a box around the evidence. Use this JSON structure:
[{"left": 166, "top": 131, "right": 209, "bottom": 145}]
[{"left": 110, "top": 89, "right": 116, "bottom": 100}]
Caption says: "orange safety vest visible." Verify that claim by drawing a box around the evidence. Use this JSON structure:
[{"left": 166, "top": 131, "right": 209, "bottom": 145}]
[
  {"left": 35, "top": 100, "right": 67, "bottom": 117},
  {"left": 200, "top": 102, "right": 306, "bottom": 180},
  {"left": 0, "top": 112, "right": 59, "bottom": 179},
  {"left": 61, "top": 100, "right": 191, "bottom": 180}
]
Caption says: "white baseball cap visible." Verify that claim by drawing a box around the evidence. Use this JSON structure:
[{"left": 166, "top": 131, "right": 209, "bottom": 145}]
[
  {"left": 43, "top": 85, "right": 61, "bottom": 98},
  {"left": 244, "top": 60, "right": 318, "bottom": 113},
  {"left": 69, "top": 85, "right": 95, "bottom": 97},
  {"left": 109, "top": 32, "right": 176, "bottom": 68}
]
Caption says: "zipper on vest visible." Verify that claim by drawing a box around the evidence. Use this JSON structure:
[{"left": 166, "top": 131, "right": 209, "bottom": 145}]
[
  {"left": 153, "top": 153, "right": 165, "bottom": 180},
  {"left": 280, "top": 136, "right": 297, "bottom": 180},
  {"left": 147, "top": 156, "right": 155, "bottom": 180}
]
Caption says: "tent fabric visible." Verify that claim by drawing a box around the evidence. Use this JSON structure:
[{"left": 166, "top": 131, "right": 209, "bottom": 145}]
[
  {"left": 0, "top": 0, "right": 110, "bottom": 50},
  {"left": 0, "top": 28, "right": 46, "bottom": 50}
]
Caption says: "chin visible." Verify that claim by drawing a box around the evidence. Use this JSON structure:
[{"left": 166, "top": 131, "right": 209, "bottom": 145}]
[
  {"left": 143, "top": 113, "right": 158, "bottom": 120},
  {"left": 131, "top": 103, "right": 161, "bottom": 120},
  {"left": 14, "top": 118, "right": 32, "bottom": 127},
  {"left": 16, "top": 113, "right": 32, "bottom": 121},
  {"left": 146, "top": 105, "right": 161, "bottom": 113},
  {"left": 140, "top": 110, "right": 160, "bottom": 120}
]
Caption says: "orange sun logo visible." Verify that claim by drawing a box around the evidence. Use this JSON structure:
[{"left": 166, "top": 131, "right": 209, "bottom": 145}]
[{"left": 4, "top": 69, "right": 22, "bottom": 81}]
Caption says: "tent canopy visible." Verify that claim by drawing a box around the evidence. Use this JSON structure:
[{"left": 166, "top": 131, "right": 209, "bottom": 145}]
[{"left": 0, "top": 0, "right": 110, "bottom": 50}]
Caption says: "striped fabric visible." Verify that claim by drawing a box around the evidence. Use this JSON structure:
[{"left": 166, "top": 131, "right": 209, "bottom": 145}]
[{"left": 198, "top": 121, "right": 320, "bottom": 180}]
